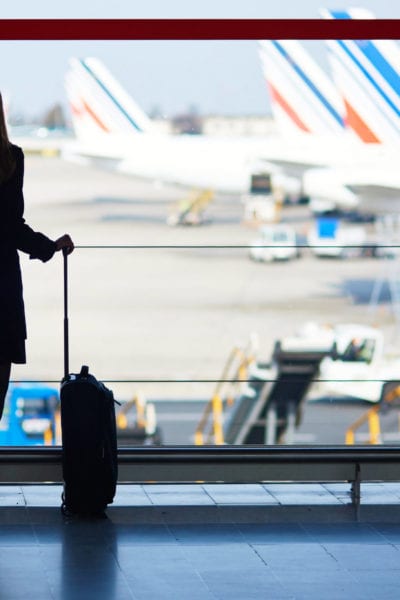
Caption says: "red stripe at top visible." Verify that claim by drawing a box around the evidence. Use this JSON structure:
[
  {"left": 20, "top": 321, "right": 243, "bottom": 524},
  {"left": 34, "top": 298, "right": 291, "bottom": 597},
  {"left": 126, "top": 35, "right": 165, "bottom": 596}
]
[{"left": 0, "top": 19, "right": 398, "bottom": 40}]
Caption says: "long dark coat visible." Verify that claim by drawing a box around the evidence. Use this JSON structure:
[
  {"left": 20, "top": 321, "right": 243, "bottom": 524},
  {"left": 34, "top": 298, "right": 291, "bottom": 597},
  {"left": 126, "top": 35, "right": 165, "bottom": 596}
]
[{"left": 0, "top": 144, "right": 56, "bottom": 363}]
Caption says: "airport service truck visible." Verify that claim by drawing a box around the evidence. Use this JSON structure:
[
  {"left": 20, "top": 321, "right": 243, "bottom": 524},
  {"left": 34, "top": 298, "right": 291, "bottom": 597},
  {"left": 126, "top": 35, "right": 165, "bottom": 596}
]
[
  {"left": 282, "top": 322, "right": 400, "bottom": 404},
  {"left": 242, "top": 172, "right": 281, "bottom": 224},
  {"left": 0, "top": 385, "right": 60, "bottom": 446},
  {"left": 307, "top": 217, "right": 367, "bottom": 258}
]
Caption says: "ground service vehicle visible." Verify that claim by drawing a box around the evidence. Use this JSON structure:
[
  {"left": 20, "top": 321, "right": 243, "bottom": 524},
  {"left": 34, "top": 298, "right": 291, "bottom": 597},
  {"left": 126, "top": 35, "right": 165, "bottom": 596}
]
[
  {"left": 0, "top": 385, "right": 59, "bottom": 445},
  {"left": 249, "top": 224, "right": 299, "bottom": 262},
  {"left": 307, "top": 218, "right": 367, "bottom": 258},
  {"left": 293, "top": 323, "right": 400, "bottom": 403}
]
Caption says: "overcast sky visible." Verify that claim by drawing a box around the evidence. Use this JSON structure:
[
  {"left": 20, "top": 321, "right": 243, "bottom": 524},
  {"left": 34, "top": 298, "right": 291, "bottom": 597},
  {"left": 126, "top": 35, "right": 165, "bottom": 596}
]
[{"left": 1, "top": 0, "right": 399, "bottom": 120}]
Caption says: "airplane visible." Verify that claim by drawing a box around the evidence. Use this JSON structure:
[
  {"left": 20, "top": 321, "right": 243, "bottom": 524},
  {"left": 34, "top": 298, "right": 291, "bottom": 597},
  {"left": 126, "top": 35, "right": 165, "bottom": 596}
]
[
  {"left": 258, "top": 39, "right": 346, "bottom": 138},
  {"left": 65, "top": 18, "right": 399, "bottom": 216},
  {"left": 300, "top": 7, "right": 400, "bottom": 215},
  {"left": 257, "top": 37, "right": 360, "bottom": 211},
  {"left": 258, "top": 29, "right": 400, "bottom": 215},
  {"left": 64, "top": 47, "right": 357, "bottom": 204},
  {"left": 64, "top": 57, "right": 283, "bottom": 196},
  {"left": 322, "top": 7, "right": 400, "bottom": 146}
]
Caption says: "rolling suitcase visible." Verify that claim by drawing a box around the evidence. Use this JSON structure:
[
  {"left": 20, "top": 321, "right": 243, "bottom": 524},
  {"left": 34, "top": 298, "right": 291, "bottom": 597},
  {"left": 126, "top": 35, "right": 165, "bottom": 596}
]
[{"left": 60, "top": 250, "right": 118, "bottom": 516}]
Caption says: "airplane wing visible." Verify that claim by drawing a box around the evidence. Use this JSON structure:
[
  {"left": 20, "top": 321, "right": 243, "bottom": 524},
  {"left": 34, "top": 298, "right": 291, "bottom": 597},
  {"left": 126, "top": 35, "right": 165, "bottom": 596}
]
[
  {"left": 265, "top": 159, "right": 328, "bottom": 179},
  {"left": 348, "top": 185, "right": 400, "bottom": 199},
  {"left": 346, "top": 184, "right": 400, "bottom": 215}
]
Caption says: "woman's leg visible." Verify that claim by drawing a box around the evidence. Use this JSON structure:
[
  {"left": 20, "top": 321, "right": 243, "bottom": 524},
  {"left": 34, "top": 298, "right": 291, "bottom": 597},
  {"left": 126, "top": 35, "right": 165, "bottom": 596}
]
[{"left": 0, "top": 363, "right": 11, "bottom": 420}]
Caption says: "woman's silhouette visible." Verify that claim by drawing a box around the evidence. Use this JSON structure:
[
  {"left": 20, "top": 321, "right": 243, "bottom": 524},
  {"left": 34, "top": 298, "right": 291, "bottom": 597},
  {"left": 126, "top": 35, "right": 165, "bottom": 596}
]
[{"left": 0, "top": 92, "right": 74, "bottom": 419}]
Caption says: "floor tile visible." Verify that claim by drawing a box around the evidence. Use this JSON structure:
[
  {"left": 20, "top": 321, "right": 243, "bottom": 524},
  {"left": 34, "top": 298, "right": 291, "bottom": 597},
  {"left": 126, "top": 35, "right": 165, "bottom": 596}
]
[
  {"left": 253, "top": 543, "right": 340, "bottom": 570},
  {"left": 263, "top": 483, "right": 342, "bottom": 505},
  {"left": 238, "top": 523, "right": 313, "bottom": 543},
  {"left": 112, "top": 490, "right": 153, "bottom": 507},
  {"left": 146, "top": 492, "right": 215, "bottom": 506},
  {"left": 273, "top": 567, "right": 357, "bottom": 584},
  {"left": 168, "top": 524, "right": 243, "bottom": 544},
  {"left": 199, "top": 574, "right": 290, "bottom": 600},
  {"left": 203, "top": 483, "right": 278, "bottom": 505},
  {"left": 0, "top": 576, "right": 53, "bottom": 600},
  {"left": 0, "top": 486, "right": 25, "bottom": 507},
  {"left": 301, "top": 522, "right": 387, "bottom": 543},
  {"left": 181, "top": 544, "right": 266, "bottom": 571},
  {"left": 106, "top": 523, "right": 178, "bottom": 545},
  {"left": 323, "top": 543, "right": 400, "bottom": 570},
  {"left": 279, "top": 581, "right": 374, "bottom": 600}
]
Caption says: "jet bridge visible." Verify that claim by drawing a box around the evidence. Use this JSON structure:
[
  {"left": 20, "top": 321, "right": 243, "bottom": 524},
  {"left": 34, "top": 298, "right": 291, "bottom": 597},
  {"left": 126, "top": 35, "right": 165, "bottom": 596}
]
[{"left": 223, "top": 342, "right": 334, "bottom": 445}]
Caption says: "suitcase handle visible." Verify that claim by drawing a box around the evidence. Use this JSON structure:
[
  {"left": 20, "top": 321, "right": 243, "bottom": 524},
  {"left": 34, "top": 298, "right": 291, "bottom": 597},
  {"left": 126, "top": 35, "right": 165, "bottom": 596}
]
[{"left": 63, "top": 248, "right": 69, "bottom": 379}]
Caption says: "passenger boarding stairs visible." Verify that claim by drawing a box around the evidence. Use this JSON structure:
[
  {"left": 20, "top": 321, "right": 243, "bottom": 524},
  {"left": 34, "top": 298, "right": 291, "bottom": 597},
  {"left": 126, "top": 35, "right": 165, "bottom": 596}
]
[
  {"left": 195, "top": 338, "right": 334, "bottom": 445},
  {"left": 224, "top": 344, "right": 332, "bottom": 444},
  {"left": 167, "top": 189, "right": 214, "bottom": 226}
]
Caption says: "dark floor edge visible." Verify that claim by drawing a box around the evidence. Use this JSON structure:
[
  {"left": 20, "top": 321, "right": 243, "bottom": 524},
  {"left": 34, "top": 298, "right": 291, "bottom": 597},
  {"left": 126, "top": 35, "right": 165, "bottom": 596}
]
[{"left": 1, "top": 503, "right": 400, "bottom": 524}]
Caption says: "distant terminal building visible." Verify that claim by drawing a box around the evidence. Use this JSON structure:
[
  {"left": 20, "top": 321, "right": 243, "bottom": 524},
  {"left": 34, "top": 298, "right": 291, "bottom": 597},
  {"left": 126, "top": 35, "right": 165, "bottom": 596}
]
[
  {"left": 152, "top": 114, "right": 276, "bottom": 137},
  {"left": 202, "top": 114, "right": 276, "bottom": 137}
]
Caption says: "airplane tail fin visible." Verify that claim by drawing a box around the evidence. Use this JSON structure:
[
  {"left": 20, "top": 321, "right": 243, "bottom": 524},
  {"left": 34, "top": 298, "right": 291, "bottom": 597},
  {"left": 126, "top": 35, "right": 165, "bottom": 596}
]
[
  {"left": 65, "top": 57, "right": 154, "bottom": 140},
  {"left": 320, "top": 8, "right": 400, "bottom": 144},
  {"left": 258, "top": 39, "right": 345, "bottom": 137}
]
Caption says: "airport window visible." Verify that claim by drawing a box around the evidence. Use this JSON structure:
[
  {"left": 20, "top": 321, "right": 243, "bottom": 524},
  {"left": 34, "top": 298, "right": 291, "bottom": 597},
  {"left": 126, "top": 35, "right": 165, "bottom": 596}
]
[{"left": 2, "top": 17, "right": 399, "bottom": 452}]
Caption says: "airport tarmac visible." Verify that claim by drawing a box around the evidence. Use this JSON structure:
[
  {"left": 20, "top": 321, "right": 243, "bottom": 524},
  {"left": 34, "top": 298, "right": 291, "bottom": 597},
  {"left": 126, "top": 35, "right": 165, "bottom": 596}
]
[
  {"left": 10, "top": 155, "right": 400, "bottom": 444},
  {"left": 149, "top": 398, "right": 400, "bottom": 445}
]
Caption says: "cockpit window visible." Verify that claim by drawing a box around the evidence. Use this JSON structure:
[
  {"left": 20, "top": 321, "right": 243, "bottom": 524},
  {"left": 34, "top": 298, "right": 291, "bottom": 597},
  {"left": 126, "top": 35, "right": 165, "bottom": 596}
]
[{"left": 342, "top": 338, "right": 375, "bottom": 363}]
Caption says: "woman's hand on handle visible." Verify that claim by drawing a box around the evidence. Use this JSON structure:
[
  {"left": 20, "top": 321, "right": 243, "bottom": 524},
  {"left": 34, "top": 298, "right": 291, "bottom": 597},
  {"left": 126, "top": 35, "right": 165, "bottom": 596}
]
[{"left": 55, "top": 234, "right": 74, "bottom": 255}]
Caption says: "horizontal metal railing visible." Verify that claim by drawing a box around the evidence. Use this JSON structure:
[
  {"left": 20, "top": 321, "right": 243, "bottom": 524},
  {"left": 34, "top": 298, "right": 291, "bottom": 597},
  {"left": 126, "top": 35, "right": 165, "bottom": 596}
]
[{"left": 2, "top": 446, "right": 400, "bottom": 506}]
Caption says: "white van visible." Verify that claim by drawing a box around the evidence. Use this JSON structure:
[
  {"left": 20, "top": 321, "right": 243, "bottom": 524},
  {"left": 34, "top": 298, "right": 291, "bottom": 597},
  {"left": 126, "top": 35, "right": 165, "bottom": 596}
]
[{"left": 249, "top": 224, "right": 299, "bottom": 262}]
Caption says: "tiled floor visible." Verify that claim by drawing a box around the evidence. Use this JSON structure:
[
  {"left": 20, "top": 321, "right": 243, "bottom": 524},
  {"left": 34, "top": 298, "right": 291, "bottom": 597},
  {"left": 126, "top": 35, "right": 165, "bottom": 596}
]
[{"left": 1, "top": 483, "right": 400, "bottom": 599}]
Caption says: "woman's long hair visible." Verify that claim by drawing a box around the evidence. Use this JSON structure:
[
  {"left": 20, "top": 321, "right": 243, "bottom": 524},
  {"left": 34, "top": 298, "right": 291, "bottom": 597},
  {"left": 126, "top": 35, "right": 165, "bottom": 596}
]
[{"left": 0, "top": 92, "right": 16, "bottom": 184}]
